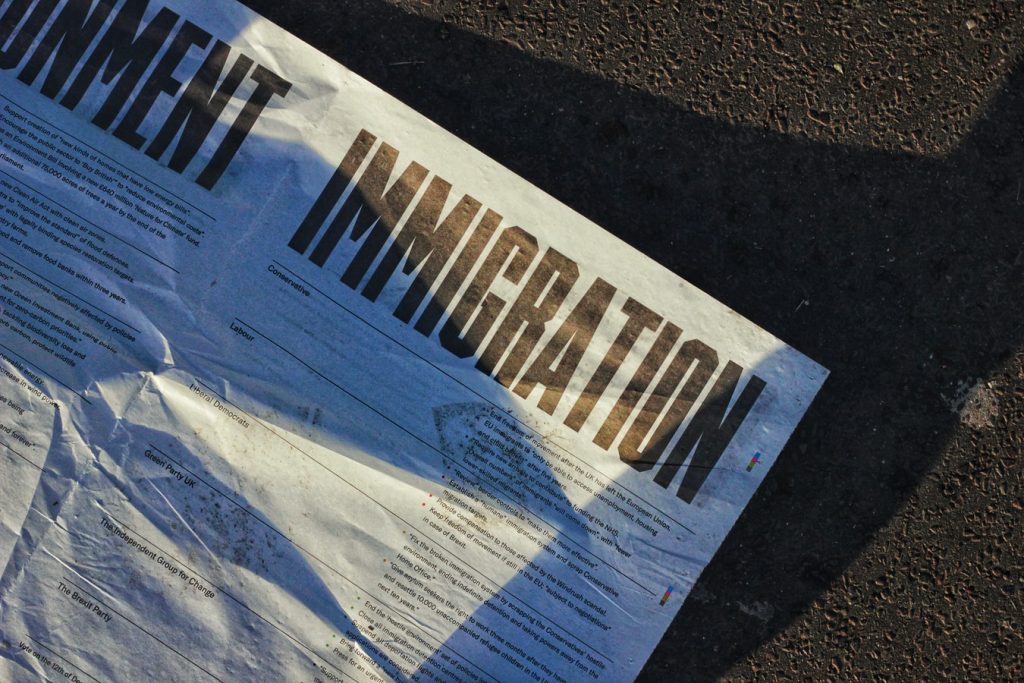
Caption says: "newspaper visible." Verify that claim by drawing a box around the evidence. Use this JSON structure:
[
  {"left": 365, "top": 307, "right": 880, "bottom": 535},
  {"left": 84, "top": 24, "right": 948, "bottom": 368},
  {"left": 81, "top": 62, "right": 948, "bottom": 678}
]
[{"left": 0, "top": 1, "right": 828, "bottom": 681}]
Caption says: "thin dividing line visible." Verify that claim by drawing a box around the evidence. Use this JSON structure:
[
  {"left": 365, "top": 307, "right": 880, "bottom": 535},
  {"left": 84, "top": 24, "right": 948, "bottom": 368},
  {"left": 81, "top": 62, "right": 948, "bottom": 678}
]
[
  {"left": 29, "top": 511, "right": 205, "bottom": 681},
  {"left": 270, "top": 258, "right": 695, "bottom": 535},
  {"left": 0, "top": 340, "right": 90, "bottom": 403},
  {"left": 0, "top": 92, "right": 216, "bottom": 222},
  {"left": 194, "top": 374, "right": 617, "bottom": 663},
  {"left": 24, "top": 635, "right": 104, "bottom": 683},
  {"left": 232, "top": 311, "right": 655, "bottom": 593},
  {"left": 195, "top": 370, "right": 617, "bottom": 663},
  {"left": 225, "top": 321, "right": 653, "bottom": 602},
  {"left": 143, "top": 442, "right": 494, "bottom": 680},
  {"left": 142, "top": 442, "right": 499, "bottom": 683},
  {"left": 102, "top": 512, "right": 362, "bottom": 683},
  {"left": 0, "top": 250, "right": 141, "bottom": 333},
  {"left": 0, "top": 168, "right": 180, "bottom": 273},
  {"left": 59, "top": 575, "right": 224, "bottom": 682},
  {"left": 0, "top": 438, "right": 44, "bottom": 472}
]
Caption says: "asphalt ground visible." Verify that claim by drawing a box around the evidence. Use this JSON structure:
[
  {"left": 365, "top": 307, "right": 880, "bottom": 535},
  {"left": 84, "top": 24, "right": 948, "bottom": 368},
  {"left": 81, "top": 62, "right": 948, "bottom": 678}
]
[{"left": 239, "top": 2, "right": 1024, "bottom": 680}]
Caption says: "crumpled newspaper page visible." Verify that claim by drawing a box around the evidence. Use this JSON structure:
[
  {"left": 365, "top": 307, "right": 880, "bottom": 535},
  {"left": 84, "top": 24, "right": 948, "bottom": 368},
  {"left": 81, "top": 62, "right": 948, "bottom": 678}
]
[{"left": 0, "top": 1, "right": 827, "bottom": 681}]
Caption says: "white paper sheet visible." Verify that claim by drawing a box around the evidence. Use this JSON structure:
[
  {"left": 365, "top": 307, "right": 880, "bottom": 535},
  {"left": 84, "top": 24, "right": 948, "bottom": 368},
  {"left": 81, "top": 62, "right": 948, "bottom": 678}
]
[{"left": 0, "top": 1, "right": 827, "bottom": 680}]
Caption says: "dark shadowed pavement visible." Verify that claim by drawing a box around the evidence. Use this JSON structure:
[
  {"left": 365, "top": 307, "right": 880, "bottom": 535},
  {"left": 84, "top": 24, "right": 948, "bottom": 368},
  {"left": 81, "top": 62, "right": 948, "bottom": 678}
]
[{"left": 239, "top": 2, "right": 1024, "bottom": 679}]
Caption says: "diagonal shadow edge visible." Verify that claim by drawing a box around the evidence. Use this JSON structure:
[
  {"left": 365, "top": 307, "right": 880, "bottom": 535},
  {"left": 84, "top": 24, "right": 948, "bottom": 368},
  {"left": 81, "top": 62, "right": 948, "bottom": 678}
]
[{"left": 233, "top": 2, "right": 1024, "bottom": 680}]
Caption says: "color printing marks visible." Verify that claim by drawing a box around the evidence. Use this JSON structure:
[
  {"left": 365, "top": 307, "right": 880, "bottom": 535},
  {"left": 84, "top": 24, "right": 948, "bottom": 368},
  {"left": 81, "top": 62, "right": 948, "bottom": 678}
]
[
  {"left": 659, "top": 586, "right": 673, "bottom": 606},
  {"left": 746, "top": 451, "right": 762, "bottom": 472}
]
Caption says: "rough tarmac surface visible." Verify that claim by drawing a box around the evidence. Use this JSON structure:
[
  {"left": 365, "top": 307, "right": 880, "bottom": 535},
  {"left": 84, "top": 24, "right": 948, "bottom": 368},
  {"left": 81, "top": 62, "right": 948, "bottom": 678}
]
[{"left": 240, "top": 1, "right": 1023, "bottom": 680}]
